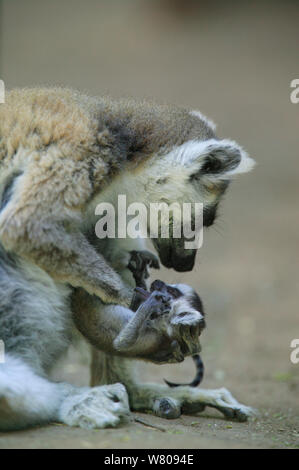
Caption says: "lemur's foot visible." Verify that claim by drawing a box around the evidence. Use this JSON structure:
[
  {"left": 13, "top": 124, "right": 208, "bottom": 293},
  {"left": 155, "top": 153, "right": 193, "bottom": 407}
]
[
  {"left": 128, "top": 384, "right": 255, "bottom": 422},
  {"left": 179, "top": 387, "right": 256, "bottom": 422},
  {"left": 59, "top": 384, "right": 130, "bottom": 429},
  {"left": 128, "top": 250, "right": 160, "bottom": 289}
]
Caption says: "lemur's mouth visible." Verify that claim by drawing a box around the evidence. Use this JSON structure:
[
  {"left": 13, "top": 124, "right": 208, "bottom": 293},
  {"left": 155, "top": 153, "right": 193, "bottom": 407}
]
[{"left": 154, "top": 239, "right": 197, "bottom": 272}]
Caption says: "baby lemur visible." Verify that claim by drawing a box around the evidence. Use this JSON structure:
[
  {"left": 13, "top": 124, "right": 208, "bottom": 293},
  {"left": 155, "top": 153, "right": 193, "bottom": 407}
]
[
  {"left": 128, "top": 251, "right": 205, "bottom": 388},
  {"left": 131, "top": 281, "right": 205, "bottom": 389},
  {"left": 74, "top": 258, "right": 206, "bottom": 366}
]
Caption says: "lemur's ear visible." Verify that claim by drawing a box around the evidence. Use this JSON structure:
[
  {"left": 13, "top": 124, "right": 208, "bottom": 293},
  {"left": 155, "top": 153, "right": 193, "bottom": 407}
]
[{"left": 179, "top": 139, "right": 255, "bottom": 180}]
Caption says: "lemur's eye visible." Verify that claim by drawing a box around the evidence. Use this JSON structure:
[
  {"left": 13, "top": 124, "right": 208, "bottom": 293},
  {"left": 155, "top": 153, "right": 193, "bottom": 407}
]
[
  {"left": 201, "top": 157, "right": 223, "bottom": 174},
  {"left": 166, "top": 286, "right": 183, "bottom": 299},
  {"left": 205, "top": 182, "right": 217, "bottom": 192},
  {"left": 189, "top": 157, "right": 223, "bottom": 182}
]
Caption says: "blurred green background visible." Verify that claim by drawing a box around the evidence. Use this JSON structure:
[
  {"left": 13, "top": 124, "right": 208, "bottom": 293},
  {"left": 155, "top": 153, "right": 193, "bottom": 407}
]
[{"left": 0, "top": 0, "right": 298, "bottom": 449}]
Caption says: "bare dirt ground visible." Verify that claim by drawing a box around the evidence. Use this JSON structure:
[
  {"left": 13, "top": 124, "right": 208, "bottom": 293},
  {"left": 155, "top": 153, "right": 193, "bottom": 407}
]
[{"left": 0, "top": 0, "right": 298, "bottom": 449}]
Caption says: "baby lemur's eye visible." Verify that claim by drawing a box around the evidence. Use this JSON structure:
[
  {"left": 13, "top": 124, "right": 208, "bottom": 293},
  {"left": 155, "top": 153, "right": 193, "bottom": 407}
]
[{"left": 166, "top": 286, "right": 182, "bottom": 299}]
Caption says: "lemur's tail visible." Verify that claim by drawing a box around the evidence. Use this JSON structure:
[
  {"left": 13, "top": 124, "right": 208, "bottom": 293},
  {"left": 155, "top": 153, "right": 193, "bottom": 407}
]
[{"left": 164, "top": 354, "right": 204, "bottom": 388}]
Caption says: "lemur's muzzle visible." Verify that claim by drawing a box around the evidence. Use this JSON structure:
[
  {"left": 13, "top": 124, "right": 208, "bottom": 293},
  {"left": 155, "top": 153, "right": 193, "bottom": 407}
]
[{"left": 154, "top": 239, "right": 197, "bottom": 272}]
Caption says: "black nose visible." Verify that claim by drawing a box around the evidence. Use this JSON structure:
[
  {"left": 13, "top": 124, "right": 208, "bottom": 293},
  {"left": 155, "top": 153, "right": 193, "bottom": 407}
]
[
  {"left": 172, "top": 252, "right": 196, "bottom": 272},
  {"left": 198, "top": 317, "right": 206, "bottom": 331},
  {"left": 203, "top": 207, "right": 217, "bottom": 227}
]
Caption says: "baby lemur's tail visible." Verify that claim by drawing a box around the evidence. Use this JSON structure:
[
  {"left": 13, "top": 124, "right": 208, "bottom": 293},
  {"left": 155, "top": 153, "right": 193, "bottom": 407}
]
[{"left": 164, "top": 354, "right": 204, "bottom": 388}]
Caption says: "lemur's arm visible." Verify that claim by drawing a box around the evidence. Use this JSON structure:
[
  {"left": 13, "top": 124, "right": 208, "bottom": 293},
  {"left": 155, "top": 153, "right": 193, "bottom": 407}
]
[{"left": 0, "top": 171, "right": 132, "bottom": 306}]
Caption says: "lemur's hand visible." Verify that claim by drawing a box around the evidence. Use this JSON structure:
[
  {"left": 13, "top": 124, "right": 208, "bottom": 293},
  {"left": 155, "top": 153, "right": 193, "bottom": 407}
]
[{"left": 128, "top": 250, "right": 160, "bottom": 289}]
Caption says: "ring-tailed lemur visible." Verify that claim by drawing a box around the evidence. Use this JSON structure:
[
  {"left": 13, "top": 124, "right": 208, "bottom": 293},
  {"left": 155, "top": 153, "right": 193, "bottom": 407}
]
[
  {"left": 0, "top": 88, "right": 255, "bottom": 430},
  {"left": 130, "top": 278, "right": 206, "bottom": 388},
  {"left": 127, "top": 254, "right": 205, "bottom": 388}
]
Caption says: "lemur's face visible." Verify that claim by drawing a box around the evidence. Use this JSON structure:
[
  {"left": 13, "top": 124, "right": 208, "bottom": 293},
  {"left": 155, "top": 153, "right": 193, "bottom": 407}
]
[
  {"left": 150, "top": 280, "right": 206, "bottom": 330},
  {"left": 143, "top": 133, "right": 254, "bottom": 271},
  {"left": 116, "top": 110, "right": 254, "bottom": 271},
  {"left": 151, "top": 178, "right": 230, "bottom": 271},
  {"left": 149, "top": 280, "right": 206, "bottom": 357}
]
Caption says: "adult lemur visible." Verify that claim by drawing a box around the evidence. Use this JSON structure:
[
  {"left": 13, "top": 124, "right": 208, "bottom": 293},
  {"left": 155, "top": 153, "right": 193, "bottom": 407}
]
[{"left": 0, "top": 88, "right": 255, "bottom": 430}]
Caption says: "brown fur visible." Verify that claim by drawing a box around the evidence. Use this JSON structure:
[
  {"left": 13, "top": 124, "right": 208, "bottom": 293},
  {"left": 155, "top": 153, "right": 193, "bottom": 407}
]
[{"left": 0, "top": 87, "right": 214, "bottom": 305}]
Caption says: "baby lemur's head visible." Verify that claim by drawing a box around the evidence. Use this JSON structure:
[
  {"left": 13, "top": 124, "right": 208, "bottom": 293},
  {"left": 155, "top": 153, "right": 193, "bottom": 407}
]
[
  {"left": 150, "top": 279, "right": 206, "bottom": 333},
  {"left": 131, "top": 279, "right": 205, "bottom": 362}
]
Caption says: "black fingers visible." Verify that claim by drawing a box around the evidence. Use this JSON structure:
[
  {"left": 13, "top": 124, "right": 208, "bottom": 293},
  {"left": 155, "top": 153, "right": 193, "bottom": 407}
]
[{"left": 128, "top": 250, "right": 160, "bottom": 289}]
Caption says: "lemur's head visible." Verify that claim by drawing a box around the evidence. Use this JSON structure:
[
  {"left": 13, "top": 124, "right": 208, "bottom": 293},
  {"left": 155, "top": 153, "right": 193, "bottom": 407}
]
[
  {"left": 130, "top": 279, "right": 205, "bottom": 364},
  {"left": 103, "top": 100, "right": 255, "bottom": 271},
  {"left": 122, "top": 108, "right": 255, "bottom": 271}
]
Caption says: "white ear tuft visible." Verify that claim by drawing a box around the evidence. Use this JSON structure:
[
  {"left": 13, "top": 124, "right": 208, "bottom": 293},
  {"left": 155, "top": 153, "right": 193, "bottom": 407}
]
[
  {"left": 219, "top": 139, "right": 255, "bottom": 176},
  {"left": 169, "top": 138, "right": 255, "bottom": 179},
  {"left": 190, "top": 110, "right": 217, "bottom": 132}
]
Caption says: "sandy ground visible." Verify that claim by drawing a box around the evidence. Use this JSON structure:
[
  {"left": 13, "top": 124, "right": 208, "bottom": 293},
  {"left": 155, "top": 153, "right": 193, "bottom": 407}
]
[{"left": 0, "top": 0, "right": 298, "bottom": 449}]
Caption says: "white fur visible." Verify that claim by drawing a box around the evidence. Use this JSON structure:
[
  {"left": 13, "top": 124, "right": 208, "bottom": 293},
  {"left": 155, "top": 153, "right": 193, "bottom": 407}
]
[
  {"left": 0, "top": 354, "right": 131, "bottom": 430},
  {"left": 161, "top": 138, "right": 255, "bottom": 177},
  {"left": 0, "top": 355, "right": 67, "bottom": 430},
  {"left": 190, "top": 110, "right": 217, "bottom": 131},
  {"left": 59, "top": 383, "right": 130, "bottom": 429}
]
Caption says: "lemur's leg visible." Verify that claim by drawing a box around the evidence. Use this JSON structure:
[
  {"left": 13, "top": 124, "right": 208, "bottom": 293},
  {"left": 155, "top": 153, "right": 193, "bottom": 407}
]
[
  {"left": 0, "top": 355, "right": 130, "bottom": 431},
  {"left": 90, "top": 351, "right": 254, "bottom": 422},
  {"left": 0, "top": 250, "right": 130, "bottom": 431},
  {"left": 0, "top": 169, "right": 132, "bottom": 306},
  {"left": 128, "top": 384, "right": 255, "bottom": 422}
]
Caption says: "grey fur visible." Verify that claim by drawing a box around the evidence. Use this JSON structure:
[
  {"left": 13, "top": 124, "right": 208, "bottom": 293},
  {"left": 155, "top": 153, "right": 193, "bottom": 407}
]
[
  {"left": 0, "top": 89, "right": 256, "bottom": 430},
  {"left": 0, "top": 237, "right": 255, "bottom": 430}
]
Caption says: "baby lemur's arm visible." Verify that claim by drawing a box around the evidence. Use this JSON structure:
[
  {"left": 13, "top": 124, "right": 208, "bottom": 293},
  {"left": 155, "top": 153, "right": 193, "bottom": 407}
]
[
  {"left": 72, "top": 286, "right": 187, "bottom": 363},
  {"left": 72, "top": 251, "right": 205, "bottom": 364}
]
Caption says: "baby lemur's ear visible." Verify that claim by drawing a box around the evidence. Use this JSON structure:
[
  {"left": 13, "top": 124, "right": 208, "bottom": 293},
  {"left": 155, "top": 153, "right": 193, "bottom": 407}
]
[{"left": 176, "top": 139, "right": 255, "bottom": 180}]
